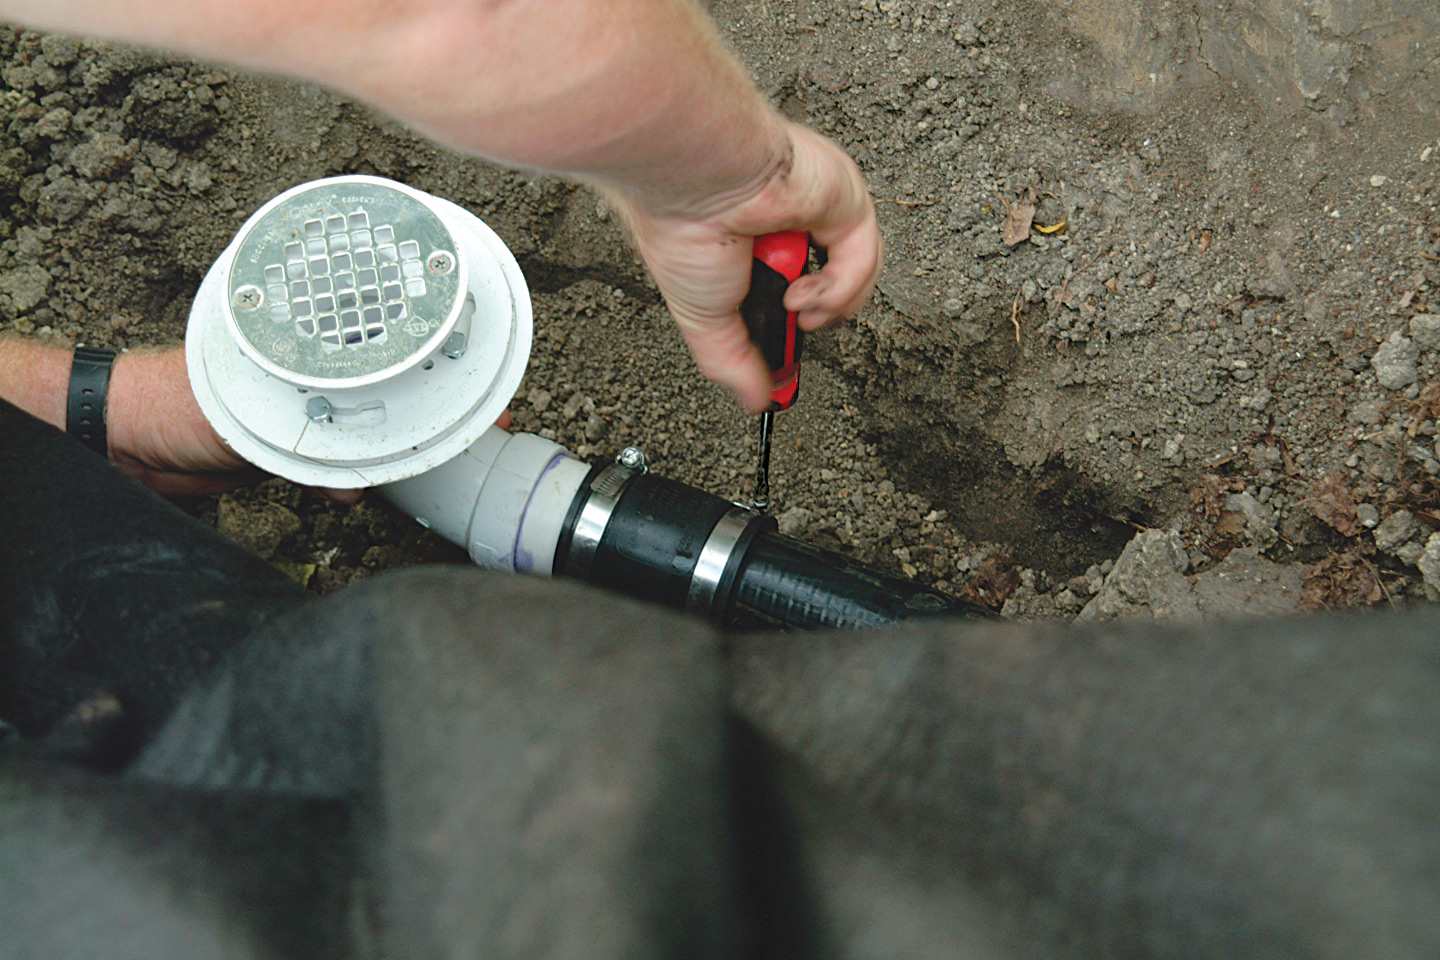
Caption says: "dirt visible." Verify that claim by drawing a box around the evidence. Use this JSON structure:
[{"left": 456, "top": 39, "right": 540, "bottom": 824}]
[{"left": 2, "top": 2, "right": 1438, "bottom": 620}]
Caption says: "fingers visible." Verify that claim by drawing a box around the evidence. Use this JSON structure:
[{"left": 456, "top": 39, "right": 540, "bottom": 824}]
[
  {"left": 616, "top": 120, "right": 881, "bottom": 411},
  {"left": 313, "top": 486, "right": 365, "bottom": 504},
  {"left": 780, "top": 131, "right": 882, "bottom": 331},
  {"left": 784, "top": 216, "right": 882, "bottom": 332},
  {"left": 673, "top": 307, "right": 775, "bottom": 413}
]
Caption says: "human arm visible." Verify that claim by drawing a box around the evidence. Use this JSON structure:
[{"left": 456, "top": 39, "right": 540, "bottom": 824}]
[
  {"left": 0, "top": 0, "right": 880, "bottom": 411},
  {"left": 0, "top": 339, "right": 506, "bottom": 497},
  {"left": 0, "top": 338, "right": 261, "bottom": 495}
]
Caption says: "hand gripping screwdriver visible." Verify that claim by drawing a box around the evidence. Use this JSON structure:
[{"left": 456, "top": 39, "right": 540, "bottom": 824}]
[{"left": 740, "top": 231, "right": 810, "bottom": 513}]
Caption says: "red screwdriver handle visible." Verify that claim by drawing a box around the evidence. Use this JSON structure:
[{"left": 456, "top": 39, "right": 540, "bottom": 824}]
[{"left": 740, "top": 231, "right": 809, "bottom": 412}]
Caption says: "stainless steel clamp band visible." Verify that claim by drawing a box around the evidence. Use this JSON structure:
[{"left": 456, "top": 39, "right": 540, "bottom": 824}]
[
  {"left": 563, "top": 458, "right": 644, "bottom": 580},
  {"left": 685, "top": 505, "right": 761, "bottom": 619}
]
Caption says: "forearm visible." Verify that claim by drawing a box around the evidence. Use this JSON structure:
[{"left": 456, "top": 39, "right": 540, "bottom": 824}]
[
  {"left": 0, "top": 337, "right": 190, "bottom": 459},
  {"left": 0, "top": 336, "right": 70, "bottom": 428},
  {"left": 0, "top": 0, "right": 787, "bottom": 212}
]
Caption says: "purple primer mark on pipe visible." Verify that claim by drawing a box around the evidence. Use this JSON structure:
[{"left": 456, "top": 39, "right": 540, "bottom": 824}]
[{"left": 511, "top": 451, "right": 572, "bottom": 573}]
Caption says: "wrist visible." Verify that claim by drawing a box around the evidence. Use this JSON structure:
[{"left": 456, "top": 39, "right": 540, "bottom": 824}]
[
  {"left": 66, "top": 346, "right": 119, "bottom": 456},
  {"left": 105, "top": 348, "right": 181, "bottom": 464},
  {"left": 596, "top": 111, "right": 794, "bottom": 221}
]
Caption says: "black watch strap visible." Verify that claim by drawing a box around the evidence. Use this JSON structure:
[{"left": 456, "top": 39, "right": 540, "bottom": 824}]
[{"left": 67, "top": 345, "right": 118, "bottom": 457}]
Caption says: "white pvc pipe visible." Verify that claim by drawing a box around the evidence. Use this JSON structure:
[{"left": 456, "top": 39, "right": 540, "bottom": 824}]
[{"left": 378, "top": 427, "right": 590, "bottom": 576}]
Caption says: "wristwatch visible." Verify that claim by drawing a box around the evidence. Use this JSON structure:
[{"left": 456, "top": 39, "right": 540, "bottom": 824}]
[{"left": 67, "top": 345, "right": 118, "bottom": 457}]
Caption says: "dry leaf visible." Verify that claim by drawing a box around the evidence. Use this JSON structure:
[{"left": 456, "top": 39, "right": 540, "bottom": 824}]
[
  {"left": 960, "top": 555, "right": 1022, "bottom": 609},
  {"left": 1196, "top": 230, "right": 1213, "bottom": 253},
  {"left": 1213, "top": 511, "right": 1247, "bottom": 537},
  {"left": 271, "top": 561, "right": 317, "bottom": 587},
  {"left": 1305, "top": 473, "right": 1359, "bottom": 536},
  {"left": 1408, "top": 383, "right": 1440, "bottom": 437},
  {"left": 1035, "top": 220, "right": 1067, "bottom": 235},
  {"left": 1300, "top": 549, "right": 1383, "bottom": 610},
  {"left": 998, "top": 187, "right": 1037, "bottom": 246},
  {"left": 1192, "top": 474, "right": 1246, "bottom": 518}
]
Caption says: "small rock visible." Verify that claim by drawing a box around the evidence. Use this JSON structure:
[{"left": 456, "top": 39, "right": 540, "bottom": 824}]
[
  {"left": 1374, "top": 509, "right": 1418, "bottom": 554},
  {"left": 1243, "top": 388, "right": 1272, "bottom": 412},
  {"left": 37, "top": 175, "right": 94, "bottom": 224},
  {"left": 1410, "top": 314, "right": 1440, "bottom": 352},
  {"left": 1078, "top": 529, "right": 1188, "bottom": 620},
  {"left": 1182, "top": 548, "right": 1303, "bottom": 618},
  {"left": 583, "top": 413, "right": 608, "bottom": 443},
  {"left": 1369, "top": 174, "right": 1389, "bottom": 187},
  {"left": 561, "top": 392, "right": 588, "bottom": 421},
  {"left": 1417, "top": 533, "right": 1440, "bottom": 592},
  {"left": 0, "top": 264, "right": 53, "bottom": 314},
  {"left": 1223, "top": 491, "right": 1278, "bottom": 548},
  {"left": 1054, "top": 588, "right": 1081, "bottom": 611},
  {"left": 38, "top": 34, "right": 80, "bottom": 68},
  {"left": 1350, "top": 400, "right": 1387, "bottom": 426},
  {"left": 66, "top": 131, "right": 135, "bottom": 180},
  {"left": 1371, "top": 332, "right": 1419, "bottom": 390},
  {"left": 32, "top": 107, "right": 72, "bottom": 140},
  {"left": 1397, "top": 541, "right": 1427, "bottom": 565},
  {"left": 216, "top": 496, "right": 302, "bottom": 560},
  {"left": 526, "top": 388, "right": 552, "bottom": 413},
  {"left": 1355, "top": 503, "right": 1380, "bottom": 529}
]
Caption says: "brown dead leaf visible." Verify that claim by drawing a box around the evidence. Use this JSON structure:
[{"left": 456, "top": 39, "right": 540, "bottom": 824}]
[
  {"left": 1196, "top": 230, "right": 1213, "bottom": 253},
  {"left": 959, "top": 555, "right": 1022, "bottom": 610},
  {"left": 1407, "top": 383, "right": 1440, "bottom": 438},
  {"left": 1191, "top": 474, "right": 1246, "bottom": 518},
  {"left": 1397, "top": 272, "right": 1425, "bottom": 311},
  {"left": 1035, "top": 220, "right": 1067, "bottom": 235},
  {"left": 997, "top": 186, "right": 1037, "bottom": 246},
  {"left": 1213, "top": 511, "right": 1247, "bottom": 537},
  {"left": 1300, "top": 548, "right": 1383, "bottom": 610},
  {"left": 1255, "top": 429, "right": 1300, "bottom": 476},
  {"left": 1305, "top": 473, "right": 1360, "bottom": 536}
]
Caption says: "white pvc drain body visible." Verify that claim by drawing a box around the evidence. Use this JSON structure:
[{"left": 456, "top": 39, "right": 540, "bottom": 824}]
[{"left": 186, "top": 175, "right": 532, "bottom": 488}]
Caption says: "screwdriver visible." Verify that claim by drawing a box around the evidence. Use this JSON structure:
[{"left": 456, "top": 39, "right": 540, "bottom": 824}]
[{"left": 740, "top": 231, "right": 811, "bottom": 513}]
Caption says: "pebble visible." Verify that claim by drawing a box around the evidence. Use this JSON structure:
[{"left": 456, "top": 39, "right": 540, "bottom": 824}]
[
  {"left": 1409, "top": 314, "right": 1440, "bottom": 352},
  {"left": 1371, "top": 332, "right": 1419, "bottom": 390},
  {"left": 1224, "top": 491, "right": 1278, "bottom": 547},
  {"left": 562, "top": 392, "right": 588, "bottom": 421},
  {"left": 0, "top": 264, "right": 53, "bottom": 313},
  {"left": 776, "top": 506, "right": 814, "bottom": 537},
  {"left": 1374, "top": 509, "right": 1418, "bottom": 554},
  {"left": 583, "top": 413, "right": 608, "bottom": 443},
  {"left": 1369, "top": 174, "right": 1389, "bottom": 187},
  {"left": 1355, "top": 503, "right": 1380, "bottom": 529},
  {"left": 1417, "top": 533, "right": 1440, "bottom": 593},
  {"left": 527, "top": 388, "right": 553, "bottom": 413}
]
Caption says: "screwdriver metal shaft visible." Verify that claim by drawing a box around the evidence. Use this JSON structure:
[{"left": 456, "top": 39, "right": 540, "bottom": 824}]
[{"left": 752, "top": 409, "right": 774, "bottom": 513}]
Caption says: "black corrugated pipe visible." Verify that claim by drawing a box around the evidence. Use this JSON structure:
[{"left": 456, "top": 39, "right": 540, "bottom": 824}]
[
  {"left": 552, "top": 446, "right": 989, "bottom": 629},
  {"left": 383, "top": 434, "right": 989, "bottom": 628}
]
